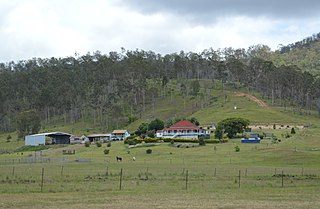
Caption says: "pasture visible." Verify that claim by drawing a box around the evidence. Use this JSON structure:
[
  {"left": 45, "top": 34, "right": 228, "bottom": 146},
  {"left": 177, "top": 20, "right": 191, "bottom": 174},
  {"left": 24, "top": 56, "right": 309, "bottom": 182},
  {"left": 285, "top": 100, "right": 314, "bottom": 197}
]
[{"left": 0, "top": 127, "right": 320, "bottom": 208}]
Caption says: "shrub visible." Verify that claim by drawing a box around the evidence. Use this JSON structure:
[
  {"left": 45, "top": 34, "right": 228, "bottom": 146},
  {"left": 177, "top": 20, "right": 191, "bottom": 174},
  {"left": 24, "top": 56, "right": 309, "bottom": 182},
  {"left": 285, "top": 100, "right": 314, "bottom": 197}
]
[
  {"left": 199, "top": 138, "right": 206, "bottom": 146},
  {"left": 6, "top": 134, "right": 12, "bottom": 143},
  {"left": 107, "top": 142, "right": 111, "bottom": 147},
  {"left": 235, "top": 145, "right": 240, "bottom": 152},
  {"left": 103, "top": 149, "right": 110, "bottom": 155},
  {"left": 170, "top": 140, "right": 174, "bottom": 145},
  {"left": 147, "top": 131, "right": 155, "bottom": 138},
  {"left": 143, "top": 138, "right": 158, "bottom": 143},
  {"left": 84, "top": 141, "right": 90, "bottom": 147},
  {"left": 291, "top": 127, "right": 296, "bottom": 134},
  {"left": 96, "top": 141, "right": 102, "bottom": 147},
  {"left": 146, "top": 149, "right": 152, "bottom": 154},
  {"left": 205, "top": 139, "right": 228, "bottom": 143},
  {"left": 126, "top": 139, "right": 138, "bottom": 145}
]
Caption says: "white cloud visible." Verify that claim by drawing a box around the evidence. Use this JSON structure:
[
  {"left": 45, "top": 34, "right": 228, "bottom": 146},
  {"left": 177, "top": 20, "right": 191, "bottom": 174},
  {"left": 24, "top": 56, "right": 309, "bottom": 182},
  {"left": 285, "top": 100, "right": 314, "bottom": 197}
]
[{"left": 0, "top": 0, "right": 319, "bottom": 62}]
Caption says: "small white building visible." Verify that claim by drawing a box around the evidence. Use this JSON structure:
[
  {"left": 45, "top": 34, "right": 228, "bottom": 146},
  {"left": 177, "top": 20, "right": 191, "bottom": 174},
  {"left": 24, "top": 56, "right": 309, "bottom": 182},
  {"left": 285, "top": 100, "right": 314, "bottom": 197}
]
[
  {"left": 111, "top": 130, "right": 130, "bottom": 140},
  {"left": 156, "top": 130, "right": 163, "bottom": 138}
]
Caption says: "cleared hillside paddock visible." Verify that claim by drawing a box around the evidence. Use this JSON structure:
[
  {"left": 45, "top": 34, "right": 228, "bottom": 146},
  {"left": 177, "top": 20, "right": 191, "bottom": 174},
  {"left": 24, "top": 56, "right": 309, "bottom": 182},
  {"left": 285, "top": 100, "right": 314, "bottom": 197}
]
[{"left": 0, "top": 127, "right": 320, "bottom": 209}]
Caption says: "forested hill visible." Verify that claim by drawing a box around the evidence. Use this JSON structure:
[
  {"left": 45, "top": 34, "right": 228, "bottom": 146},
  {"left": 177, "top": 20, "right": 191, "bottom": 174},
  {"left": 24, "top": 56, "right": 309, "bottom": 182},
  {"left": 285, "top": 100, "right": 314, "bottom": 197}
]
[
  {"left": 1, "top": 35, "right": 320, "bottom": 134},
  {"left": 270, "top": 32, "right": 320, "bottom": 74}
]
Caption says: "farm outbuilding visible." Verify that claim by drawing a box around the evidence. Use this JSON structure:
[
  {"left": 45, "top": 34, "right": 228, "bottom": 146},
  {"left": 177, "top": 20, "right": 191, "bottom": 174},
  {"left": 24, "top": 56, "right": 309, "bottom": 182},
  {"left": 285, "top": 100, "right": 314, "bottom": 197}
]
[
  {"left": 87, "top": 134, "right": 111, "bottom": 142},
  {"left": 25, "top": 132, "right": 72, "bottom": 146}
]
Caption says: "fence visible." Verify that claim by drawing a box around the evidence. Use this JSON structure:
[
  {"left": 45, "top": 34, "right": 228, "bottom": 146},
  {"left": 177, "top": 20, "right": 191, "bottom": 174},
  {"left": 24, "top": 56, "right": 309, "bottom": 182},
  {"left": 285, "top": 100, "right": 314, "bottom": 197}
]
[{"left": 0, "top": 160, "right": 319, "bottom": 193}]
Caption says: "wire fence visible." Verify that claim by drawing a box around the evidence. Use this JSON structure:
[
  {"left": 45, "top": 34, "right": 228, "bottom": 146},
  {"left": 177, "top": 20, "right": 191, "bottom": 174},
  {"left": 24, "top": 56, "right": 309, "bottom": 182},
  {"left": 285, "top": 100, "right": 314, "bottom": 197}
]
[{"left": 0, "top": 160, "right": 319, "bottom": 193}]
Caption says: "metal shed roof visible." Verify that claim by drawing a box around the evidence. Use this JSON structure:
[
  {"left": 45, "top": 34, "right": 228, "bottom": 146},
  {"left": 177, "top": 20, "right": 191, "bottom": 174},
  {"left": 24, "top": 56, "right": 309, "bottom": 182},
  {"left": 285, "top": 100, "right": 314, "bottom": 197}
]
[{"left": 29, "top": 132, "right": 72, "bottom": 137}]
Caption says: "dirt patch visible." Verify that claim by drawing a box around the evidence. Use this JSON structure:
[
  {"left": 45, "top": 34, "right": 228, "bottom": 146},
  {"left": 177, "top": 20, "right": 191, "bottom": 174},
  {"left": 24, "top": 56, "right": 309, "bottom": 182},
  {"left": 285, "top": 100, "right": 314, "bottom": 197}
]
[{"left": 235, "top": 92, "right": 269, "bottom": 108}]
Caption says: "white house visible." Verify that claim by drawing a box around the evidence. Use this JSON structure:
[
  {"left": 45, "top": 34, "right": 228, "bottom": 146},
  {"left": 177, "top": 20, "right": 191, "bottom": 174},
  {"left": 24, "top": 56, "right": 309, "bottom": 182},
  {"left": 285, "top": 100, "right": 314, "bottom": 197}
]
[
  {"left": 158, "top": 120, "right": 209, "bottom": 139},
  {"left": 111, "top": 130, "right": 130, "bottom": 140}
]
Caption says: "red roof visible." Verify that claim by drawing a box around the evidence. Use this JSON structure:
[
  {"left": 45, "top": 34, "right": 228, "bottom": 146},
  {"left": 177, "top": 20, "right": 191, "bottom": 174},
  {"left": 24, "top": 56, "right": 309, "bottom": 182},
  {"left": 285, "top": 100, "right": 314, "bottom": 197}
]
[
  {"left": 156, "top": 130, "right": 163, "bottom": 133},
  {"left": 166, "top": 120, "right": 200, "bottom": 131}
]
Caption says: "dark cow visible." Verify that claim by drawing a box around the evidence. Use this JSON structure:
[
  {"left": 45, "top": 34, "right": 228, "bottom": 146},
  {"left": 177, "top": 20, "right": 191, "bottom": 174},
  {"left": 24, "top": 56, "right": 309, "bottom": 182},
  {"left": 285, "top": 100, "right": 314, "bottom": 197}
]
[{"left": 116, "top": 156, "right": 122, "bottom": 162}]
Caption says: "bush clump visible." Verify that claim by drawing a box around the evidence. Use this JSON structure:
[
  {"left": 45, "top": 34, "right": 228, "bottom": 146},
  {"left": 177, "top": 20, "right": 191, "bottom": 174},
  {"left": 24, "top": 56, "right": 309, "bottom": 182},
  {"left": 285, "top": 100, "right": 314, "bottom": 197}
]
[
  {"left": 199, "top": 138, "right": 206, "bottom": 146},
  {"left": 146, "top": 149, "right": 152, "bottom": 154},
  {"left": 96, "top": 141, "right": 102, "bottom": 147},
  {"left": 103, "top": 149, "right": 110, "bottom": 155},
  {"left": 235, "top": 145, "right": 240, "bottom": 152},
  {"left": 84, "top": 141, "right": 90, "bottom": 147},
  {"left": 291, "top": 127, "right": 296, "bottom": 134}
]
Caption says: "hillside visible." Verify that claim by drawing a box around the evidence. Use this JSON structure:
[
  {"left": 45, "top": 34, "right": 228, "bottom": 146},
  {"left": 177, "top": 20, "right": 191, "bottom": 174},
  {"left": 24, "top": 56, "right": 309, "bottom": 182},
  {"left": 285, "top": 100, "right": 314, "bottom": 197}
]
[
  {"left": 1, "top": 33, "right": 320, "bottom": 136},
  {"left": 47, "top": 80, "right": 320, "bottom": 135},
  {"left": 270, "top": 32, "right": 320, "bottom": 75}
]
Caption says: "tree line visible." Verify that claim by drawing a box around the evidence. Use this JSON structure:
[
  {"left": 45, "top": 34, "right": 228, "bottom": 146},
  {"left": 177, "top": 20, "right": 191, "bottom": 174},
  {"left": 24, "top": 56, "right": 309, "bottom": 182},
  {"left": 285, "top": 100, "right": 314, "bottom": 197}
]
[{"left": 0, "top": 44, "right": 319, "bottom": 134}]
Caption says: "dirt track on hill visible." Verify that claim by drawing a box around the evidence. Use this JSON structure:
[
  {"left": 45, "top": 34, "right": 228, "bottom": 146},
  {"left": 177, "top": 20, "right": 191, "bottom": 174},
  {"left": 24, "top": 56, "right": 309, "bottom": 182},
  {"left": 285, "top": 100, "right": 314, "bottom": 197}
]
[{"left": 235, "top": 92, "right": 269, "bottom": 108}]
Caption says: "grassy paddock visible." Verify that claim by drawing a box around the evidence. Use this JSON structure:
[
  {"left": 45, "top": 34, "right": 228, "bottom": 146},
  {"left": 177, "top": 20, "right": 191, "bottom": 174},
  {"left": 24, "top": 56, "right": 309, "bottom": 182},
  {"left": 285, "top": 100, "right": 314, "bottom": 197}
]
[{"left": 1, "top": 127, "right": 320, "bottom": 208}]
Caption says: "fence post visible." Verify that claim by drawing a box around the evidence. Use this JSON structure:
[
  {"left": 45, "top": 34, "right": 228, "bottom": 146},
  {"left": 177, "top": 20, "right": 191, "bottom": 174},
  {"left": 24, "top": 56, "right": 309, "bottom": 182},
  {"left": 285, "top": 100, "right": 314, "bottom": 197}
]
[
  {"left": 119, "top": 168, "right": 123, "bottom": 190},
  {"left": 146, "top": 167, "right": 149, "bottom": 180},
  {"left": 41, "top": 167, "right": 45, "bottom": 192},
  {"left": 214, "top": 168, "right": 216, "bottom": 177},
  {"left": 12, "top": 166, "right": 15, "bottom": 177},
  {"left": 61, "top": 165, "right": 64, "bottom": 176},
  {"left": 281, "top": 170, "right": 284, "bottom": 188},
  {"left": 238, "top": 170, "right": 241, "bottom": 188},
  {"left": 185, "top": 170, "right": 188, "bottom": 190},
  {"left": 301, "top": 167, "right": 304, "bottom": 176}
]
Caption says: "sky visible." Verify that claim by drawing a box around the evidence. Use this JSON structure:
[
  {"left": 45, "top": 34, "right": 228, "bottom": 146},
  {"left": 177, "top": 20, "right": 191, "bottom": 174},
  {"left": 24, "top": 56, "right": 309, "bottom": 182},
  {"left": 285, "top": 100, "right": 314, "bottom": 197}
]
[{"left": 0, "top": 0, "right": 320, "bottom": 62}]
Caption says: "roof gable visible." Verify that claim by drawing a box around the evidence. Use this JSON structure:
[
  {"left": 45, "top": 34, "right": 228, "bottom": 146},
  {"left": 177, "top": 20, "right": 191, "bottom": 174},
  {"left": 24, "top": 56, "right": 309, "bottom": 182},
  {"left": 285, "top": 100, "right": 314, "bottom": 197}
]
[
  {"left": 167, "top": 120, "right": 199, "bottom": 130},
  {"left": 112, "top": 130, "right": 127, "bottom": 134}
]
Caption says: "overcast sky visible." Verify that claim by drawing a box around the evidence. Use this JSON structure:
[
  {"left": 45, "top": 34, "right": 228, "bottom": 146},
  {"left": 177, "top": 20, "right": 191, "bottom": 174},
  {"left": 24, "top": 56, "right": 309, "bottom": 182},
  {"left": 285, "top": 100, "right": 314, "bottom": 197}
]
[{"left": 1, "top": 0, "right": 320, "bottom": 62}]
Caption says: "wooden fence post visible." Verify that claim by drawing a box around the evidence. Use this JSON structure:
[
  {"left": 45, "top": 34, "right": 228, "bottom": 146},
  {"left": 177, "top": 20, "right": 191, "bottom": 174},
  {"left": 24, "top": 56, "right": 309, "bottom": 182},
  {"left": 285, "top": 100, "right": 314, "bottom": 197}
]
[
  {"left": 61, "top": 165, "right": 64, "bottom": 176},
  {"left": 185, "top": 170, "right": 189, "bottom": 190},
  {"left": 281, "top": 170, "right": 284, "bottom": 188},
  {"left": 41, "top": 167, "right": 45, "bottom": 192},
  {"left": 119, "top": 168, "right": 123, "bottom": 190},
  {"left": 146, "top": 167, "right": 149, "bottom": 180},
  {"left": 238, "top": 170, "right": 241, "bottom": 188}
]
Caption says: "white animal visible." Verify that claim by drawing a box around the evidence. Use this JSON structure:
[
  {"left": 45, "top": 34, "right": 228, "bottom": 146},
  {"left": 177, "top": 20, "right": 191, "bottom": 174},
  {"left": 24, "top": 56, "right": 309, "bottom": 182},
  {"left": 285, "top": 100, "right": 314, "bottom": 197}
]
[{"left": 132, "top": 157, "right": 136, "bottom": 162}]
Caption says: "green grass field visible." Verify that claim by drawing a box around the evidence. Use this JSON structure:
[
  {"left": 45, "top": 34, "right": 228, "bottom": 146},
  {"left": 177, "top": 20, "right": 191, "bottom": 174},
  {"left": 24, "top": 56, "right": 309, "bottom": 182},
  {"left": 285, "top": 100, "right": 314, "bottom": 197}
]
[
  {"left": 0, "top": 88, "right": 320, "bottom": 209},
  {"left": 0, "top": 126, "right": 320, "bottom": 208}
]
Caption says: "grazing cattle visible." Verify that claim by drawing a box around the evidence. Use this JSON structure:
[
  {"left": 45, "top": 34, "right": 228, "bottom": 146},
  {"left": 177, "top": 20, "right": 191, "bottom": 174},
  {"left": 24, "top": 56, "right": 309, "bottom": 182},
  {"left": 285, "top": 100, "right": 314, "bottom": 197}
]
[
  {"left": 116, "top": 156, "right": 122, "bottom": 162},
  {"left": 132, "top": 156, "right": 136, "bottom": 162}
]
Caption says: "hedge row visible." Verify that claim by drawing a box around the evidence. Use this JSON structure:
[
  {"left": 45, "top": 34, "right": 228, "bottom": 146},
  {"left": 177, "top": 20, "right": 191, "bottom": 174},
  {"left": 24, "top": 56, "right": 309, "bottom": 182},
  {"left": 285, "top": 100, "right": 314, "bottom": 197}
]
[{"left": 124, "top": 137, "right": 228, "bottom": 145}]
